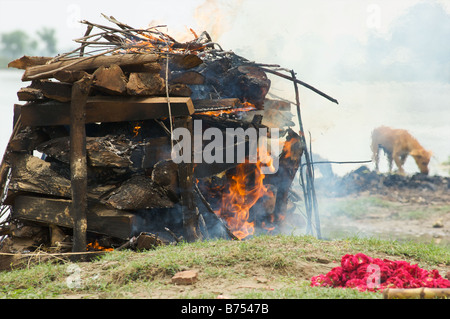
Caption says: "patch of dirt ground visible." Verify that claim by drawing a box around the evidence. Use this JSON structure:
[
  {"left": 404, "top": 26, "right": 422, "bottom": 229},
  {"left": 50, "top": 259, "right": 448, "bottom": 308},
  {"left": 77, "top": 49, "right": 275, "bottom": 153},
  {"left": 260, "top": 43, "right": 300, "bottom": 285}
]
[{"left": 315, "top": 167, "right": 450, "bottom": 246}]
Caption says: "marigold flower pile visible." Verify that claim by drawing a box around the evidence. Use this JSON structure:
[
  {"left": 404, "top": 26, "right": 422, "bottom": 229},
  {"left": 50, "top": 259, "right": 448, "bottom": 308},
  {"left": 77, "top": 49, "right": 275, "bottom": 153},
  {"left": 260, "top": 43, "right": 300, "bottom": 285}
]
[{"left": 310, "top": 253, "right": 450, "bottom": 292}]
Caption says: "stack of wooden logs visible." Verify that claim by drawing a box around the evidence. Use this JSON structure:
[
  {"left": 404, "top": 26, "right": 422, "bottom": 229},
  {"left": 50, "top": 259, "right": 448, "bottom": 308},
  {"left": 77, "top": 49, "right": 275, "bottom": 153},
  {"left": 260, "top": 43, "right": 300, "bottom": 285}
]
[
  {"left": 0, "top": 16, "right": 341, "bottom": 263},
  {"left": 0, "top": 41, "right": 302, "bottom": 258}
]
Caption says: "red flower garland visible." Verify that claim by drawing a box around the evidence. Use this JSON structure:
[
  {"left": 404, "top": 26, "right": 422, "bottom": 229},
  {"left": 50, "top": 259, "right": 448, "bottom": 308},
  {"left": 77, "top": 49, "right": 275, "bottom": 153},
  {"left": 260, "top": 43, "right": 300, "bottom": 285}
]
[{"left": 310, "top": 253, "right": 450, "bottom": 292}]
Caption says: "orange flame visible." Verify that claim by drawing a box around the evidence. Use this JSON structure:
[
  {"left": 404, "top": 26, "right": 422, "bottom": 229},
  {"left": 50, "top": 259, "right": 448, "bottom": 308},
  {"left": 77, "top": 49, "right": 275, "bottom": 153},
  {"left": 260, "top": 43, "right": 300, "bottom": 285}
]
[
  {"left": 196, "top": 103, "right": 256, "bottom": 116},
  {"left": 133, "top": 122, "right": 142, "bottom": 137},
  {"left": 86, "top": 240, "right": 113, "bottom": 252},
  {"left": 215, "top": 148, "right": 275, "bottom": 240}
]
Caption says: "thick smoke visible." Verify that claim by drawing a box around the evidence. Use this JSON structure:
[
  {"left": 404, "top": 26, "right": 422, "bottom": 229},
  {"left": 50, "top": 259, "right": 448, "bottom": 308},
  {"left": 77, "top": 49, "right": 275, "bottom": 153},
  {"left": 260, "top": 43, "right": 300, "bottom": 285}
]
[{"left": 190, "top": 0, "right": 450, "bottom": 240}]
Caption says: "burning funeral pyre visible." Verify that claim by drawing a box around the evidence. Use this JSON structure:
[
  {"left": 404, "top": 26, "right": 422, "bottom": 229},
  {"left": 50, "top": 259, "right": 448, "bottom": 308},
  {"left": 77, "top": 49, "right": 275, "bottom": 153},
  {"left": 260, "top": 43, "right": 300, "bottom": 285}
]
[{"left": 0, "top": 15, "right": 337, "bottom": 263}]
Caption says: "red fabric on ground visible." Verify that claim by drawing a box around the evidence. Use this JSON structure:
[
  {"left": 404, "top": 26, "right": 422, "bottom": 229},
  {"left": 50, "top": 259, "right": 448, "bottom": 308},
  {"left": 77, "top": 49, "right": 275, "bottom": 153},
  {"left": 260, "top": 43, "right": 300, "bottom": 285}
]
[{"left": 310, "top": 253, "right": 450, "bottom": 292}]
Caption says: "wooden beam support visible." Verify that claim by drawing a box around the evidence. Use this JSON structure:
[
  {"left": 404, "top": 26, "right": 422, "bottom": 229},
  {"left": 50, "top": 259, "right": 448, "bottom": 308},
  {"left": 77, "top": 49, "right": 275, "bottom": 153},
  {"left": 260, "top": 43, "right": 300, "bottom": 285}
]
[
  {"left": 20, "top": 97, "right": 195, "bottom": 126},
  {"left": 70, "top": 74, "right": 93, "bottom": 252}
]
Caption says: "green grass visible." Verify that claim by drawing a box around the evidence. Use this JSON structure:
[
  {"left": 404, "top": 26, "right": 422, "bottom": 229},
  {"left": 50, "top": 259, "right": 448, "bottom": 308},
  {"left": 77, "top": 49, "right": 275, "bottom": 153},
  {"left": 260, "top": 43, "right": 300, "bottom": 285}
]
[{"left": 0, "top": 235, "right": 449, "bottom": 299}]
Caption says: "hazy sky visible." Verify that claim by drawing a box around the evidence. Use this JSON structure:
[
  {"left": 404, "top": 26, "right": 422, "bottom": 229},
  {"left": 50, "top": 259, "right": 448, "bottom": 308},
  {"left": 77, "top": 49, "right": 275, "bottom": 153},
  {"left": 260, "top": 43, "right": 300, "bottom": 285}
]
[
  {"left": 1, "top": 0, "right": 449, "bottom": 175},
  {"left": 1, "top": 0, "right": 449, "bottom": 81}
]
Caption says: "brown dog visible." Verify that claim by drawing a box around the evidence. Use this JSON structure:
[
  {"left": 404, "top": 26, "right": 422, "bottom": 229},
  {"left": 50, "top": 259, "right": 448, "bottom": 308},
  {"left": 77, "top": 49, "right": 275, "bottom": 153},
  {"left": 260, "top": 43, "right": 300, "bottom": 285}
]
[{"left": 371, "top": 126, "right": 432, "bottom": 175}]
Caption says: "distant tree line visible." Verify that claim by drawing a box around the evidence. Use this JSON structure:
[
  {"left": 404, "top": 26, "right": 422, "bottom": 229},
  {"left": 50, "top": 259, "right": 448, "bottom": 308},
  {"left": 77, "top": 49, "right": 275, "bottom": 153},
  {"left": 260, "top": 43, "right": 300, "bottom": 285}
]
[{"left": 0, "top": 27, "right": 58, "bottom": 60}]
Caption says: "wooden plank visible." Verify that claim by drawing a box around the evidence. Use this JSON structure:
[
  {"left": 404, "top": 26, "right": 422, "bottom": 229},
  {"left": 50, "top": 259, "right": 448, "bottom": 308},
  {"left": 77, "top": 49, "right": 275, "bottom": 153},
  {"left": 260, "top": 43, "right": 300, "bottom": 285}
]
[
  {"left": 12, "top": 195, "right": 136, "bottom": 239},
  {"left": 20, "top": 97, "right": 195, "bottom": 126},
  {"left": 22, "top": 53, "right": 160, "bottom": 81}
]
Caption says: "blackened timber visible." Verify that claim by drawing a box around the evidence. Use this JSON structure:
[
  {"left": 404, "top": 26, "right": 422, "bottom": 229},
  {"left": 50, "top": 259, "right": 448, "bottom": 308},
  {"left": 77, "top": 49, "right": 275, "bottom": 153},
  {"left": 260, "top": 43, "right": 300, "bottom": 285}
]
[
  {"left": 103, "top": 175, "right": 175, "bottom": 210},
  {"left": 193, "top": 98, "right": 240, "bottom": 112},
  {"left": 70, "top": 74, "right": 92, "bottom": 252},
  {"left": 12, "top": 195, "right": 136, "bottom": 240},
  {"left": 36, "top": 135, "right": 133, "bottom": 168},
  {"left": 20, "top": 97, "right": 195, "bottom": 126},
  {"left": 4, "top": 152, "right": 116, "bottom": 204},
  {"left": 264, "top": 130, "right": 303, "bottom": 227}
]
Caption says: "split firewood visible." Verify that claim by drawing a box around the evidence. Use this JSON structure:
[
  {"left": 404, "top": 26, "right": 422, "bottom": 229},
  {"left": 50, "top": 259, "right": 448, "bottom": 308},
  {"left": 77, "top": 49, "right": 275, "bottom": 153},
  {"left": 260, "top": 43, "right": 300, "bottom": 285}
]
[
  {"left": 8, "top": 126, "right": 49, "bottom": 152},
  {"left": 169, "top": 54, "right": 203, "bottom": 70},
  {"left": 151, "top": 159, "right": 179, "bottom": 200},
  {"left": 168, "top": 83, "right": 192, "bottom": 97},
  {"left": 93, "top": 64, "right": 128, "bottom": 95},
  {"left": 36, "top": 135, "right": 134, "bottom": 168},
  {"left": 6, "top": 152, "right": 72, "bottom": 199},
  {"left": 126, "top": 72, "right": 165, "bottom": 96},
  {"left": 170, "top": 71, "right": 205, "bottom": 85},
  {"left": 103, "top": 174, "right": 175, "bottom": 210}
]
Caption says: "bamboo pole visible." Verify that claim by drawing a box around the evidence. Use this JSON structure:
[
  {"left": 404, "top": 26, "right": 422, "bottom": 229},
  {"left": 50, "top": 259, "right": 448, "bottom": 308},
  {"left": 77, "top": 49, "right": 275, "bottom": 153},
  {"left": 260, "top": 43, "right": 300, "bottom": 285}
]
[
  {"left": 383, "top": 288, "right": 450, "bottom": 299},
  {"left": 291, "top": 70, "right": 321, "bottom": 239}
]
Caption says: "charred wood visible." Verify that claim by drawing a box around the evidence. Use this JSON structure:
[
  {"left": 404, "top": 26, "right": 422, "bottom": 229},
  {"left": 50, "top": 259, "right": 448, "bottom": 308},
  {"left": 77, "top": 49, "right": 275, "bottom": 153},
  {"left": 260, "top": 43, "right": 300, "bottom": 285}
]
[
  {"left": 103, "top": 174, "right": 175, "bottom": 210},
  {"left": 36, "top": 135, "right": 134, "bottom": 168}
]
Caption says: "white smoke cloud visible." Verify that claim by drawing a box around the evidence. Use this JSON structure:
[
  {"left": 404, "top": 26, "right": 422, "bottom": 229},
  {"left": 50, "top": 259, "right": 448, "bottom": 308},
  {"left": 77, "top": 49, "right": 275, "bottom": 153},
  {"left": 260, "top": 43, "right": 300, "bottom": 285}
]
[{"left": 190, "top": 0, "right": 450, "bottom": 176}]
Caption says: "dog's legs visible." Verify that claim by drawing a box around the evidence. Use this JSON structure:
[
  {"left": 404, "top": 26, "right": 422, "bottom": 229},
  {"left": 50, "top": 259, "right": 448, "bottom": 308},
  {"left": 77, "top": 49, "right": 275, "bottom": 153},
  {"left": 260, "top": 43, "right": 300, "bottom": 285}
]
[
  {"left": 393, "top": 152, "right": 405, "bottom": 175},
  {"left": 387, "top": 152, "right": 393, "bottom": 173},
  {"left": 371, "top": 143, "right": 380, "bottom": 172},
  {"left": 400, "top": 154, "right": 408, "bottom": 167}
]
